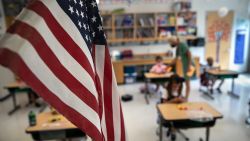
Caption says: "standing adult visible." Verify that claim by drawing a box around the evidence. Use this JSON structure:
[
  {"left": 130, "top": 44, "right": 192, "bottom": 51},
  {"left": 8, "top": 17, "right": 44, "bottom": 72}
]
[{"left": 168, "top": 36, "right": 192, "bottom": 100}]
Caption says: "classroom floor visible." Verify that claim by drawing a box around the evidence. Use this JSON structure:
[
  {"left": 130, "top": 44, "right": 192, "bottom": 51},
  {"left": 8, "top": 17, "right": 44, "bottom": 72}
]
[{"left": 0, "top": 75, "right": 250, "bottom": 141}]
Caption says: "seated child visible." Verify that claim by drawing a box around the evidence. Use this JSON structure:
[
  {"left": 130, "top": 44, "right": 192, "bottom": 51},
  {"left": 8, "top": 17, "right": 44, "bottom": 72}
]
[
  {"left": 148, "top": 56, "right": 170, "bottom": 93},
  {"left": 150, "top": 56, "right": 167, "bottom": 74},
  {"left": 162, "top": 74, "right": 186, "bottom": 103},
  {"left": 201, "top": 57, "right": 224, "bottom": 93},
  {"left": 157, "top": 74, "right": 185, "bottom": 140}
]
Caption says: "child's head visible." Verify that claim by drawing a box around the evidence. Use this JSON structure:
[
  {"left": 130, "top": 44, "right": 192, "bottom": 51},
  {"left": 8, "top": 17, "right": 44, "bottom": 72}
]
[
  {"left": 206, "top": 57, "right": 214, "bottom": 66},
  {"left": 167, "top": 74, "right": 184, "bottom": 96},
  {"left": 155, "top": 56, "right": 163, "bottom": 64}
]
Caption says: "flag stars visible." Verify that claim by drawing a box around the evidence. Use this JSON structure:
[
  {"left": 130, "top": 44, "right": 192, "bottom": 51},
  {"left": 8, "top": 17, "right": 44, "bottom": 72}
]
[
  {"left": 76, "top": 9, "right": 79, "bottom": 16},
  {"left": 98, "top": 25, "right": 103, "bottom": 31},
  {"left": 91, "top": 16, "right": 97, "bottom": 23},
  {"left": 85, "top": 35, "right": 88, "bottom": 41},
  {"left": 92, "top": 32, "right": 95, "bottom": 37},
  {"left": 78, "top": 21, "right": 82, "bottom": 28},
  {"left": 79, "top": 0, "right": 83, "bottom": 7},
  {"left": 73, "top": 0, "right": 77, "bottom": 4},
  {"left": 83, "top": 24, "right": 87, "bottom": 30},
  {"left": 68, "top": 6, "right": 74, "bottom": 14},
  {"left": 80, "top": 11, "right": 84, "bottom": 18},
  {"left": 91, "top": 1, "right": 97, "bottom": 7}
]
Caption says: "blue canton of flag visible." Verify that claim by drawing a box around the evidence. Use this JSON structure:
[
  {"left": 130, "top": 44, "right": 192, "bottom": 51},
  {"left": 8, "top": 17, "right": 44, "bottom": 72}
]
[{"left": 57, "top": 0, "right": 107, "bottom": 51}]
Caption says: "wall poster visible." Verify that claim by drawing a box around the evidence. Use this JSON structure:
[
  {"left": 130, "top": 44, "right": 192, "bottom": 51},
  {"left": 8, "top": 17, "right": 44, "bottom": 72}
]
[{"left": 205, "top": 11, "right": 234, "bottom": 69}]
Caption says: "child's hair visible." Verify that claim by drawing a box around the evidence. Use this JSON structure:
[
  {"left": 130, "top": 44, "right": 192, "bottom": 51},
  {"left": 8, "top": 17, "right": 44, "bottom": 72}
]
[
  {"left": 206, "top": 57, "right": 214, "bottom": 66},
  {"left": 155, "top": 56, "right": 163, "bottom": 62},
  {"left": 166, "top": 74, "right": 185, "bottom": 100}
]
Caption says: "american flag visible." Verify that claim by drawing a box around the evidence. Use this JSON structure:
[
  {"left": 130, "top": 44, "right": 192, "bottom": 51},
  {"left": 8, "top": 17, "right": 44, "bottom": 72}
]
[{"left": 0, "top": 0, "right": 126, "bottom": 141}]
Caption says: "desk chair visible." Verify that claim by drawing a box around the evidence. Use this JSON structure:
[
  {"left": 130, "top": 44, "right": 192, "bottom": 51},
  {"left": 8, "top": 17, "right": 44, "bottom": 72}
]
[
  {"left": 162, "top": 119, "right": 216, "bottom": 141},
  {"left": 167, "top": 124, "right": 189, "bottom": 141},
  {"left": 157, "top": 102, "right": 190, "bottom": 141},
  {"left": 199, "top": 65, "right": 220, "bottom": 99}
]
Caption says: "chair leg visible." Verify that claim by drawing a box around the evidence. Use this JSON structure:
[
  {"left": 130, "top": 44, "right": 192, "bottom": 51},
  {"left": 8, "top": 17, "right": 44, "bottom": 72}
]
[{"left": 176, "top": 130, "right": 189, "bottom": 141}]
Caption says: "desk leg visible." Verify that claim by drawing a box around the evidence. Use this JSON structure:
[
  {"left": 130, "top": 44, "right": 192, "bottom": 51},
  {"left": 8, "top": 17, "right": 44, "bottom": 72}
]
[
  {"left": 227, "top": 78, "right": 239, "bottom": 99},
  {"left": 145, "top": 79, "right": 150, "bottom": 104},
  {"left": 159, "top": 117, "right": 163, "bottom": 141},
  {"left": 206, "top": 127, "right": 210, "bottom": 141},
  {"left": 8, "top": 92, "right": 21, "bottom": 115},
  {"left": 39, "top": 102, "right": 48, "bottom": 113},
  {"left": 26, "top": 91, "right": 34, "bottom": 107}
]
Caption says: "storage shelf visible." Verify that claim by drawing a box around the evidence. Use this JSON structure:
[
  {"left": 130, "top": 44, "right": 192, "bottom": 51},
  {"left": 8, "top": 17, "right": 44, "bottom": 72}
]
[
  {"left": 137, "top": 26, "right": 155, "bottom": 28},
  {"left": 158, "top": 25, "right": 176, "bottom": 27},
  {"left": 100, "top": 11, "right": 197, "bottom": 43}
]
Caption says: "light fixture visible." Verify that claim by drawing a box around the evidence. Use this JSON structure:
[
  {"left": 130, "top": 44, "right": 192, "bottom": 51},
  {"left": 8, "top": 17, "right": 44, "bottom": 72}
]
[{"left": 218, "top": 7, "right": 229, "bottom": 17}]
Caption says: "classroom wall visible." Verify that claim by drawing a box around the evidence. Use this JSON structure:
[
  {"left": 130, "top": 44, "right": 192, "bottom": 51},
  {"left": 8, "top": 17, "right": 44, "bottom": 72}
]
[
  {"left": 247, "top": 2, "right": 250, "bottom": 73},
  {"left": 103, "top": 0, "right": 250, "bottom": 71},
  {"left": 0, "top": 0, "right": 249, "bottom": 96},
  {"left": 100, "top": 0, "right": 249, "bottom": 37}
]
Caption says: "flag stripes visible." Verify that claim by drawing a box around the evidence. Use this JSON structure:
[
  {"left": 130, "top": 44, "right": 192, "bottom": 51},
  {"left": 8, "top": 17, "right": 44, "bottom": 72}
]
[
  {"left": 16, "top": 9, "right": 99, "bottom": 102},
  {"left": 0, "top": 47, "right": 103, "bottom": 141},
  {"left": 26, "top": 1, "right": 96, "bottom": 80},
  {"left": 39, "top": 0, "right": 95, "bottom": 70},
  {"left": 7, "top": 21, "right": 99, "bottom": 113},
  {"left": 0, "top": 0, "right": 127, "bottom": 140}
]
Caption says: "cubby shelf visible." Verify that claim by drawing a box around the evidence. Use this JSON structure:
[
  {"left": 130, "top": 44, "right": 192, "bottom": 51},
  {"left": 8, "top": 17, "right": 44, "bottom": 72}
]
[{"left": 101, "top": 11, "right": 197, "bottom": 43}]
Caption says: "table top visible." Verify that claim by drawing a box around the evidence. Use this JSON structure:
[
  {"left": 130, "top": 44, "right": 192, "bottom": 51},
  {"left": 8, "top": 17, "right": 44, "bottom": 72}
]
[
  {"left": 4, "top": 81, "right": 29, "bottom": 89},
  {"left": 157, "top": 102, "right": 223, "bottom": 121},
  {"left": 26, "top": 112, "right": 77, "bottom": 133},
  {"left": 206, "top": 69, "right": 238, "bottom": 76},
  {"left": 144, "top": 72, "right": 173, "bottom": 79}
]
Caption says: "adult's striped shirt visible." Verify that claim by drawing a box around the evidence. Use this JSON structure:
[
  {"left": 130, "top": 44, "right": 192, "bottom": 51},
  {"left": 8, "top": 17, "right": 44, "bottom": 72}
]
[{"left": 0, "top": 0, "right": 126, "bottom": 141}]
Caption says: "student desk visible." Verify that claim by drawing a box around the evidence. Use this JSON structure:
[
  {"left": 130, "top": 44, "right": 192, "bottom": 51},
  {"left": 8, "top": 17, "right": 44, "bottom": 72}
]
[
  {"left": 206, "top": 70, "right": 239, "bottom": 98},
  {"left": 157, "top": 102, "right": 223, "bottom": 141},
  {"left": 26, "top": 112, "right": 86, "bottom": 141},
  {"left": 144, "top": 72, "right": 173, "bottom": 104},
  {"left": 4, "top": 82, "right": 32, "bottom": 115},
  {"left": 4, "top": 82, "right": 46, "bottom": 115}
]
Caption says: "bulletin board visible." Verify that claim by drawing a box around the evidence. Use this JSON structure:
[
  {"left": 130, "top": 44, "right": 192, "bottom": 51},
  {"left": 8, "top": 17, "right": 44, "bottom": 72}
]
[{"left": 205, "top": 11, "right": 234, "bottom": 69}]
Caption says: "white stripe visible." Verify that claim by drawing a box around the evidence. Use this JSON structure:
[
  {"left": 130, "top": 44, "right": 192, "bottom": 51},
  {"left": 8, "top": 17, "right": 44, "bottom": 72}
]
[
  {"left": 95, "top": 45, "right": 107, "bottom": 141},
  {"left": 0, "top": 34, "right": 101, "bottom": 132},
  {"left": 39, "top": 0, "right": 95, "bottom": 71},
  {"left": 16, "top": 9, "right": 99, "bottom": 102},
  {"left": 111, "top": 55, "right": 122, "bottom": 141}
]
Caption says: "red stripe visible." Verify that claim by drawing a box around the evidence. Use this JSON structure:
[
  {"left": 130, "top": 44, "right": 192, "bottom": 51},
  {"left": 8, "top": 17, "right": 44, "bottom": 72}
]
[
  {"left": 120, "top": 103, "right": 126, "bottom": 141},
  {"left": 7, "top": 21, "right": 99, "bottom": 113},
  {"left": 103, "top": 47, "right": 114, "bottom": 140},
  {"left": 0, "top": 48, "right": 102, "bottom": 141},
  {"left": 26, "top": 1, "right": 95, "bottom": 80}
]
